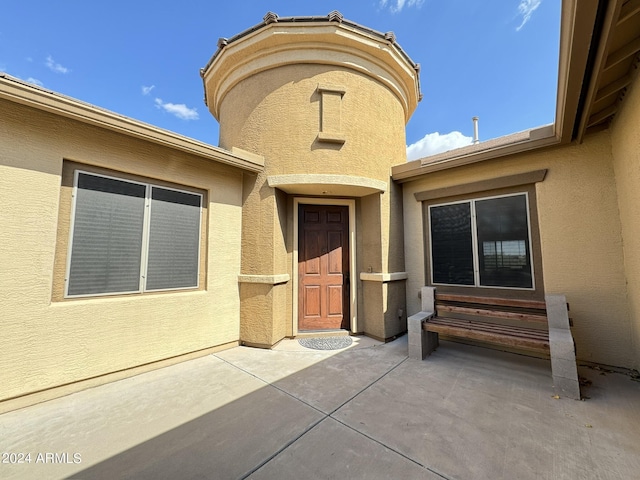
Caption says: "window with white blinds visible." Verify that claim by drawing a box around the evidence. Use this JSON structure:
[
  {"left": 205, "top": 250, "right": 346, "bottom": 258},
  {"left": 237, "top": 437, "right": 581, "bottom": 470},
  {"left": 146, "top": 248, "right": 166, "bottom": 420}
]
[{"left": 65, "top": 171, "right": 202, "bottom": 297}]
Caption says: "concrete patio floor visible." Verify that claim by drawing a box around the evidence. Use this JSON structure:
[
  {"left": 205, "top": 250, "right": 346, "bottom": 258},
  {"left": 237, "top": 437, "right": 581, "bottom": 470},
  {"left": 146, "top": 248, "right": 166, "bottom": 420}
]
[{"left": 1, "top": 335, "right": 639, "bottom": 480}]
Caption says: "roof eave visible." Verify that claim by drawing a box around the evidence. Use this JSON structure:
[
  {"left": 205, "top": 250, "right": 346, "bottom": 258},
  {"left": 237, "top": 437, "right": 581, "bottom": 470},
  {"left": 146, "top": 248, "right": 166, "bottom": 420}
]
[
  {"left": 201, "top": 12, "right": 422, "bottom": 123},
  {"left": 392, "top": 125, "right": 557, "bottom": 182},
  {"left": 392, "top": 0, "right": 602, "bottom": 183},
  {"left": 555, "top": 0, "right": 603, "bottom": 144},
  {"left": 0, "top": 74, "right": 264, "bottom": 173},
  {"left": 200, "top": 12, "right": 420, "bottom": 79}
]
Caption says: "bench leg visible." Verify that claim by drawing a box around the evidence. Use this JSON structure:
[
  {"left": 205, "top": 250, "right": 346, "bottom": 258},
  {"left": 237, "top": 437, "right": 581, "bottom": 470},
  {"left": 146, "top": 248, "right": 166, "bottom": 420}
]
[
  {"left": 546, "top": 294, "right": 581, "bottom": 400},
  {"left": 408, "top": 316, "right": 426, "bottom": 360},
  {"left": 408, "top": 332, "right": 426, "bottom": 360},
  {"left": 408, "top": 312, "right": 436, "bottom": 360},
  {"left": 409, "top": 330, "right": 438, "bottom": 359},
  {"left": 426, "top": 330, "right": 439, "bottom": 355}
]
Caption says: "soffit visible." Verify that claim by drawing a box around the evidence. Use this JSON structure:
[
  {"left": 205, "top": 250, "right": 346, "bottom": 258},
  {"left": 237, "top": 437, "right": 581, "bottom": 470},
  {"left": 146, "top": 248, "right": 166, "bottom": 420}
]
[{"left": 576, "top": 0, "right": 640, "bottom": 140}]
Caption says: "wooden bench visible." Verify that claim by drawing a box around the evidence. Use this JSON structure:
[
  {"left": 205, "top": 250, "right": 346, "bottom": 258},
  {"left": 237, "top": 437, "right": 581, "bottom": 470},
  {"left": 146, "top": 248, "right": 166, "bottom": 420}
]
[
  {"left": 427, "top": 293, "right": 551, "bottom": 354},
  {"left": 408, "top": 287, "right": 580, "bottom": 399}
]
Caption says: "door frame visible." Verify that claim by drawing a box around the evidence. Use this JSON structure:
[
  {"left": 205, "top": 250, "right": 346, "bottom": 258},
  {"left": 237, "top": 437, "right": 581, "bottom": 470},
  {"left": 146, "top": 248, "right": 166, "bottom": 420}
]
[{"left": 293, "top": 197, "right": 357, "bottom": 336}]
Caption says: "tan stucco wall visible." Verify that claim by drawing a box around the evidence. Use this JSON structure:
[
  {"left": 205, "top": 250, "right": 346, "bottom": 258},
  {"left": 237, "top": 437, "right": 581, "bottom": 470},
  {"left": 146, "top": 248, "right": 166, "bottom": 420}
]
[
  {"left": 213, "top": 60, "right": 410, "bottom": 344},
  {"left": 358, "top": 185, "right": 407, "bottom": 339},
  {"left": 0, "top": 99, "right": 245, "bottom": 405},
  {"left": 610, "top": 72, "right": 640, "bottom": 370},
  {"left": 402, "top": 131, "right": 634, "bottom": 367},
  {"left": 218, "top": 65, "right": 408, "bottom": 178}
]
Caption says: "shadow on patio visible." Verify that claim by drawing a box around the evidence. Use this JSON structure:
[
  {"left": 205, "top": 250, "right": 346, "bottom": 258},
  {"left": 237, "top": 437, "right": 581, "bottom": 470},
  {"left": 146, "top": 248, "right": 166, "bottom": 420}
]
[{"left": 1, "top": 336, "right": 639, "bottom": 479}]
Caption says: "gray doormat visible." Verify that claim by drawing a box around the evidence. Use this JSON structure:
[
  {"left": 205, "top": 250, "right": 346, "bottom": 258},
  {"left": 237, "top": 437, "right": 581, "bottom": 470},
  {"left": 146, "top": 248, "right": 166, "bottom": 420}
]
[{"left": 298, "top": 336, "right": 353, "bottom": 350}]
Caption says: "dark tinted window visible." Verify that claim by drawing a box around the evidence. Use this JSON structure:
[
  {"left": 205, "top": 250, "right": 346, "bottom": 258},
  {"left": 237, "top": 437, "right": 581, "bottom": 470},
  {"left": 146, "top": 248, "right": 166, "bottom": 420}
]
[
  {"left": 476, "top": 195, "right": 532, "bottom": 288},
  {"left": 430, "top": 203, "right": 474, "bottom": 285}
]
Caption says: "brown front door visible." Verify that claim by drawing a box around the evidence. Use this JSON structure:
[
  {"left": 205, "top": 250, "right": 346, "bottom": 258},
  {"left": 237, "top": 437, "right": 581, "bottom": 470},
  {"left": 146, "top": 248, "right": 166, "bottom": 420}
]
[{"left": 298, "top": 204, "right": 350, "bottom": 331}]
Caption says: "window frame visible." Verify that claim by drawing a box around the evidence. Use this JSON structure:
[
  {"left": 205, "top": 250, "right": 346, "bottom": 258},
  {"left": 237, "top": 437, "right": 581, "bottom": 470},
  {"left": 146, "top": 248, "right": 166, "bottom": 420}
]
[
  {"left": 64, "top": 169, "right": 203, "bottom": 298},
  {"left": 427, "top": 191, "right": 536, "bottom": 291}
]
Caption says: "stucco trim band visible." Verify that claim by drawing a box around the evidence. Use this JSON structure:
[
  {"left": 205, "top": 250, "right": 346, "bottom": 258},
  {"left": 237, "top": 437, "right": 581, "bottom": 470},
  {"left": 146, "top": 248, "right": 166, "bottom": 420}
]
[
  {"left": 359, "top": 272, "right": 409, "bottom": 283},
  {"left": 238, "top": 274, "right": 290, "bottom": 285},
  {"left": 268, "top": 174, "right": 387, "bottom": 196},
  {"left": 202, "top": 22, "right": 420, "bottom": 122},
  {"left": 414, "top": 169, "right": 548, "bottom": 202}
]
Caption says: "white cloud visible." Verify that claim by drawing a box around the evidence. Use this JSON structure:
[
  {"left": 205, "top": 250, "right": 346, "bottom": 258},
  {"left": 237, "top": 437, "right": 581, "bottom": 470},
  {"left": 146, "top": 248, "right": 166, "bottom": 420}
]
[
  {"left": 379, "top": 0, "right": 425, "bottom": 13},
  {"left": 26, "top": 77, "right": 44, "bottom": 86},
  {"left": 45, "top": 55, "right": 69, "bottom": 74},
  {"left": 516, "top": 0, "right": 542, "bottom": 31},
  {"left": 406, "top": 131, "right": 473, "bottom": 160},
  {"left": 154, "top": 98, "right": 199, "bottom": 120},
  {"left": 142, "top": 85, "right": 155, "bottom": 95}
]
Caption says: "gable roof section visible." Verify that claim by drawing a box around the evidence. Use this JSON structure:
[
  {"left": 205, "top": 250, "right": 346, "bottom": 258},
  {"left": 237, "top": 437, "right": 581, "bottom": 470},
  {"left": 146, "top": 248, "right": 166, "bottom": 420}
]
[
  {"left": 0, "top": 74, "right": 264, "bottom": 173},
  {"left": 393, "top": 0, "right": 640, "bottom": 181}
]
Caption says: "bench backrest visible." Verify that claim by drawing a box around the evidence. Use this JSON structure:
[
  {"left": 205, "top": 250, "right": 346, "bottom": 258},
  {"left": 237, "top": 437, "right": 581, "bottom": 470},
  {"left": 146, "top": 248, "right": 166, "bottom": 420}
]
[{"left": 421, "top": 287, "right": 549, "bottom": 328}]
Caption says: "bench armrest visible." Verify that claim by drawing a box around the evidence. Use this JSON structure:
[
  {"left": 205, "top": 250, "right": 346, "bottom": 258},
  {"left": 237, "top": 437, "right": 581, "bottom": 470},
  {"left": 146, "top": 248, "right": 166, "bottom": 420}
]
[
  {"left": 408, "top": 310, "right": 436, "bottom": 360},
  {"left": 408, "top": 311, "right": 434, "bottom": 321},
  {"left": 408, "top": 311, "right": 434, "bottom": 330}
]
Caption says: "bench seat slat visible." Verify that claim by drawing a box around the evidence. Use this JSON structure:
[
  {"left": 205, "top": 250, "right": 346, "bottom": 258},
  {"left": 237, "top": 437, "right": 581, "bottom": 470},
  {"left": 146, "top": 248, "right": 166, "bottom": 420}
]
[
  {"left": 426, "top": 317, "right": 549, "bottom": 341},
  {"left": 424, "top": 317, "right": 550, "bottom": 352},
  {"left": 436, "top": 304, "right": 548, "bottom": 323}
]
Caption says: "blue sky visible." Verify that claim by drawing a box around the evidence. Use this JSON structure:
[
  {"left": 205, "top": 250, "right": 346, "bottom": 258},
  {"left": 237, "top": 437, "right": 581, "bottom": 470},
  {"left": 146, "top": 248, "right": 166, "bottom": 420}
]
[{"left": 1, "top": 0, "right": 560, "bottom": 160}]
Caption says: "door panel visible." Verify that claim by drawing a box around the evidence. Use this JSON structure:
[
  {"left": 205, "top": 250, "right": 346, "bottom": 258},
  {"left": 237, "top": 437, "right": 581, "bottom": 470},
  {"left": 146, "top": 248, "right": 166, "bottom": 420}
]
[
  {"left": 328, "top": 232, "right": 342, "bottom": 273},
  {"left": 298, "top": 205, "right": 350, "bottom": 331},
  {"left": 303, "top": 230, "right": 321, "bottom": 275},
  {"left": 327, "top": 285, "right": 343, "bottom": 316},
  {"left": 304, "top": 286, "right": 321, "bottom": 317}
]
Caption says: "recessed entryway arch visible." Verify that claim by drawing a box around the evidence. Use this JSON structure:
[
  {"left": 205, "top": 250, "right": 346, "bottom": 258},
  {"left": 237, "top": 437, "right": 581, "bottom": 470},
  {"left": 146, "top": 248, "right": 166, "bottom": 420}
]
[{"left": 293, "top": 198, "right": 357, "bottom": 337}]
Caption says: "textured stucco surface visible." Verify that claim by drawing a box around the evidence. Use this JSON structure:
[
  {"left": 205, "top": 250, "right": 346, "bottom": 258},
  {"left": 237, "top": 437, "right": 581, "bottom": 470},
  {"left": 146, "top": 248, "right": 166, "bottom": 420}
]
[
  {"left": 401, "top": 132, "right": 634, "bottom": 367},
  {"left": 610, "top": 72, "right": 640, "bottom": 370},
  {"left": 217, "top": 65, "right": 407, "bottom": 177},
  {"left": 209, "top": 54, "right": 413, "bottom": 344},
  {"left": 0, "top": 99, "right": 245, "bottom": 405}
]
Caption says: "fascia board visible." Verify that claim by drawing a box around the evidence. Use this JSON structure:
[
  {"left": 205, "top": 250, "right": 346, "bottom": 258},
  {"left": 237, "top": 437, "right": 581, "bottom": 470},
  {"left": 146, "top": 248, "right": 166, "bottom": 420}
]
[{"left": 0, "top": 75, "right": 264, "bottom": 173}]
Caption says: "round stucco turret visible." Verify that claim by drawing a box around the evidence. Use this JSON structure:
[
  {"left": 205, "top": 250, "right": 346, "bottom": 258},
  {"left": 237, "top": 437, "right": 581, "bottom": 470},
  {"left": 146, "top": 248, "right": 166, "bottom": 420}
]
[
  {"left": 200, "top": 12, "right": 421, "bottom": 347},
  {"left": 201, "top": 12, "right": 421, "bottom": 195}
]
